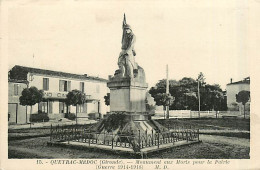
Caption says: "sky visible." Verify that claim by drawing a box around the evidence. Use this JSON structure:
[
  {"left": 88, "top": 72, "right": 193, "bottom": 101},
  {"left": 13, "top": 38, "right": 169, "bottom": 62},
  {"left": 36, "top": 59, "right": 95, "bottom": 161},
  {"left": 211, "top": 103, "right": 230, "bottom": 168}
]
[{"left": 5, "top": 0, "right": 250, "bottom": 90}]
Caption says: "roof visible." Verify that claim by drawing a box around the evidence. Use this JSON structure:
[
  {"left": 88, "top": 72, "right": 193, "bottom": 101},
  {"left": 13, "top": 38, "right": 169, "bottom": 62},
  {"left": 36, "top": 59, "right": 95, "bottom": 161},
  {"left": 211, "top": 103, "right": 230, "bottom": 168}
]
[
  {"left": 227, "top": 77, "right": 250, "bottom": 85},
  {"left": 9, "top": 65, "right": 108, "bottom": 82},
  {"left": 8, "top": 79, "right": 28, "bottom": 84}
]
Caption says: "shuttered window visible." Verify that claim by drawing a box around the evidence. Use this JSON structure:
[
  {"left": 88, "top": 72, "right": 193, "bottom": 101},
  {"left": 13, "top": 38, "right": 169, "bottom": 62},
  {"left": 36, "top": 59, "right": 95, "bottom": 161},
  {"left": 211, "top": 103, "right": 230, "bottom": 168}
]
[
  {"left": 39, "top": 102, "right": 48, "bottom": 113},
  {"left": 43, "top": 78, "right": 49, "bottom": 90},
  {"left": 59, "top": 101, "right": 68, "bottom": 113},
  {"left": 59, "top": 80, "right": 71, "bottom": 92},
  {"left": 77, "top": 104, "right": 85, "bottom": 113},
  {"left": 14, "top": 84, "right": 19, "bottom": 96},
  {"left": 80, "top": 82, "right": 84, "bottom": 92},
  {"left": 68, "top": 81, "right": 71, "bottom": 91},
  {"left": 49, "top": 101, "right": 53, "bottom": 113},
  {"left": 59, "top": 80, "right": 64, "bottom": 91},
  {"left": 59, "top": 101, "right": 64, "bottom": 113},
  {"left": 64, "top": 81, "right": 68, "bottom": 91}
]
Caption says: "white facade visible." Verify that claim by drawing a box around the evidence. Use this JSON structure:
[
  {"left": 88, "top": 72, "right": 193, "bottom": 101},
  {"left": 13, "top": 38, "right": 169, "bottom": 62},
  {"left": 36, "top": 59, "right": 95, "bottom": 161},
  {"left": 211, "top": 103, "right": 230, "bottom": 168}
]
[
  {"left": 226, "top": 77, "right": 250, "bottom": 112},
  {"left": 27, "top": 72, "right": 108, "bottom": 119},
  {"left": 226, "top": 84, "right": 250, "bottom": 107}
]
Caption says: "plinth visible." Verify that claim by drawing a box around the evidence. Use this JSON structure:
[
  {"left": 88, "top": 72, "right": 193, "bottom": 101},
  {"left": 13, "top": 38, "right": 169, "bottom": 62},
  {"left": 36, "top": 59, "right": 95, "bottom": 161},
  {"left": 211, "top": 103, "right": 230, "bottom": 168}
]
[{"left": 107, "top": 77, "right": 148, "bottom": 120}]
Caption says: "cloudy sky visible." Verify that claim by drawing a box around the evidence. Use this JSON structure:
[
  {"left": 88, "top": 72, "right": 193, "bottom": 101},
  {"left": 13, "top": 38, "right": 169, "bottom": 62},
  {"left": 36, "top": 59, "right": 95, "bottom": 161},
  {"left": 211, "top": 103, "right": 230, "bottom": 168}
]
[{"left": 5, "top": 0, "right": 249, "bottom": 89}]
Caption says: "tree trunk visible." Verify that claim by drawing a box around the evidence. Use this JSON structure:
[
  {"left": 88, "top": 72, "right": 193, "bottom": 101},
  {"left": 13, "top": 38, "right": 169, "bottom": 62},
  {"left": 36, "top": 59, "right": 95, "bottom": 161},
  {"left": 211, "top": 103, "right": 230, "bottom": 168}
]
[
  {"left": 244, "top": 104, "right": 246, "bottom": 119},
  {"left": 26, "top": 106, "right": 28, "bottom": 124},
  {"left": 166, "top": 106, "right": 169, "bottom": 119},
  {"left": 163, "top": 106, "right": 166, "bottom": 119},
  {"left": 198, "top": 81, "right": 200, "bottom": 118},
  {"left": 30, "top": 105, "right": 32, "bottom": 128},
  {"left": 76, "top": 105, "right": 78, "bottom": 125}
]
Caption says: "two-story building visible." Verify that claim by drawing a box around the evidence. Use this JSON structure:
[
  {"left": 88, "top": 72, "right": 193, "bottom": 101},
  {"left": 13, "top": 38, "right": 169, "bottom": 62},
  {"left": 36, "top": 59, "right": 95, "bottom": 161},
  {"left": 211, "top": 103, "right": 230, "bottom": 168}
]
[
  {"left": 8, "top": 65, "right": 108, "bottom": 123},
  {"left": 226, "top": 77, "right": 250, "bottom": 112}
]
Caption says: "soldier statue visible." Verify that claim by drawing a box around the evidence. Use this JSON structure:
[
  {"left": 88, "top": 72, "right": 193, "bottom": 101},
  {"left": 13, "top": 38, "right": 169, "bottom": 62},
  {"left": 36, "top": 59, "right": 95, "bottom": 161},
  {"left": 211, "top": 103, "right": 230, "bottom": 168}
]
[{"left": 118, "top": 14, "right": 137, "bottom": 78}]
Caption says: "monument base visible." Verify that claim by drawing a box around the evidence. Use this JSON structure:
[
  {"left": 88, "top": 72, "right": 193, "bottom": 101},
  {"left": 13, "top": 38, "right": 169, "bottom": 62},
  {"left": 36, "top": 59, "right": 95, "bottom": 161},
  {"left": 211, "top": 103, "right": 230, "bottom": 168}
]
[
  {"left": 49, "top": 117, "right": 200, "bottom": 155},
  {"left": 108, "top": 77, "right": 148, "bottom": 113},
  {"left": 90, "top": 111, "right": 168, "bottom": 140}
]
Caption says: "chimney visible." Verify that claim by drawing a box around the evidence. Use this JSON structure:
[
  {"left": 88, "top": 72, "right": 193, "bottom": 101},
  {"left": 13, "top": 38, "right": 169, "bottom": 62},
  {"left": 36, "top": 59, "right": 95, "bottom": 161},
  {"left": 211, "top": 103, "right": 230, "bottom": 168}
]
[
  {"left": 230, "top": 78, "right": 233, "bottom": 83},
  {"left": 108, "top": 75, "right": 112, "bottom": 80}
]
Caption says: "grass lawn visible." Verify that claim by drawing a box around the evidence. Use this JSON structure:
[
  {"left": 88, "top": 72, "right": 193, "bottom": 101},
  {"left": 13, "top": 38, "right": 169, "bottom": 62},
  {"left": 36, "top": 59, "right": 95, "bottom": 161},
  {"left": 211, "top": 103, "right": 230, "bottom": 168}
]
[
  {"left": 157, "top": 118, "right": 250, "bottom": 139},
  {"left": 8, "top": 124, "right": 93, "bottom": 141},
  {"left": 156, "top": 118, "right": 250, "bottom": 131},
  {"left": 8, "top": 136, "right": 249, "bottom": 159},
  {"left": 8, "top": 118, "right": 250, "bottom": 159}
]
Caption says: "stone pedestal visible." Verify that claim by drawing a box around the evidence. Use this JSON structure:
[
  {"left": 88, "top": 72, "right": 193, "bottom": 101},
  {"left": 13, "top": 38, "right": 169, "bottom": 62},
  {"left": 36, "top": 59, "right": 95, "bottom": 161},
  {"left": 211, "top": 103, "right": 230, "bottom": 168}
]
[
  {"left": 108, "top": 77, "right": 148, "bottom": 115},
  {"left": 99, "top": 73, "right": 167, "bottom": 136}
]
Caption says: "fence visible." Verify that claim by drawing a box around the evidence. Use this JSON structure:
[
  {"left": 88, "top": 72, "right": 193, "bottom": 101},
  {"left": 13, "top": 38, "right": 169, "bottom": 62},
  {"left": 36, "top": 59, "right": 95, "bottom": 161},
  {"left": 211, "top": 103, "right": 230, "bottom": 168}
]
[
  {"left": 50, "top": 124, "right": 199, "bottom": 152},
  {"left": 154, "top": 110, "right": 250, "bottom": 119}
]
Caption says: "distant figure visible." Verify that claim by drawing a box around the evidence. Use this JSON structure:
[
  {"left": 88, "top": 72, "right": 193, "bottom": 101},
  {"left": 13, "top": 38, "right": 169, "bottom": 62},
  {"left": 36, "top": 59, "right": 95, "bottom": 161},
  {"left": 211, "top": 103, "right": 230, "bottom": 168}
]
[{"left": 118, "top": 14, "right": 137, "bottom": 78}]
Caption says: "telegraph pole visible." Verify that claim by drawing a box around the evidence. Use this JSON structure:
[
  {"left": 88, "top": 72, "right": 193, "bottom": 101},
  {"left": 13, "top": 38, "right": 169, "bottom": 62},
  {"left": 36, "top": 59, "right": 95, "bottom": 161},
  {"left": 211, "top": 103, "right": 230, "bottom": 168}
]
[
  {"left": 197, "top": 72, "right": 204, "bottom": 118},
  {"left": 198, "top": 80, "right": 200, "bottom": 118},
  {"left": 166, "top": 65, "right": 169, "bottom": 119}
]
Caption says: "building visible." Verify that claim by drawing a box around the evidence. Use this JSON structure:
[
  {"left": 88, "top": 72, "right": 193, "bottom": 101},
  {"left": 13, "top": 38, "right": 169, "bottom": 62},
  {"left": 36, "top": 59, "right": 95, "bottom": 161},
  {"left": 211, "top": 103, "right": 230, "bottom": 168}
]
[
  {"left": 8, "top": 65, "right": 108, "bottom": 124},
  {"left": 8, "top": 79, "right": 28, "bottom": 124},
  {"left": 226, "top": 77, "right": 250, "bottom": 112}
]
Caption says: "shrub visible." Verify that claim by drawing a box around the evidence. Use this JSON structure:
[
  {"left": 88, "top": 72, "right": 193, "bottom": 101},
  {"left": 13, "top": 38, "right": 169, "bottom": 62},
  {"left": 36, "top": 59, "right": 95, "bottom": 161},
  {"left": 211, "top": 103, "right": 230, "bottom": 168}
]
[
  {"left": 31, "top": 113, "right": 49, "bottom": 122},
  {"left": 88, "top": 112, "right": 99, "bottom": 120},
  {"left": 65, "top": 113, "right": 76, "bottom": 120},
  {"left": 103, "top": 112, "right": 128, "bottom": 132}
]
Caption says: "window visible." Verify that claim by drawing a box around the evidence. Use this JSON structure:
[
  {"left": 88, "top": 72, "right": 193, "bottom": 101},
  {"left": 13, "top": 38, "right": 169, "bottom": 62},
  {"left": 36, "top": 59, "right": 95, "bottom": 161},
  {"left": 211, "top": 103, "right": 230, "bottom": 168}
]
[
  {"left": 59, "top": 80, "right": 71, "bottom": 92},
  {"left": 39, "top": 102, "right": 48, "bottom": 113},
  {"left": 59, "top": 101, "right": 65, "bottom": 113},
  {"left": 77, "top": 103, "right": 87, "bottom": 113},
  {"left": 80, "top": 82, "right": 84, "bottom": 93},
  {"left": 59, "top": 101, "right": 68, "bottom": 113},
  {"left": 14, "top": 84, "right": 19, "bottom": 96},
  {"left": 43, "top": 78, "right": 49, "bottom": 90},
  {"left": 48, "top": 101, "right": 53, "bottom": 113}
]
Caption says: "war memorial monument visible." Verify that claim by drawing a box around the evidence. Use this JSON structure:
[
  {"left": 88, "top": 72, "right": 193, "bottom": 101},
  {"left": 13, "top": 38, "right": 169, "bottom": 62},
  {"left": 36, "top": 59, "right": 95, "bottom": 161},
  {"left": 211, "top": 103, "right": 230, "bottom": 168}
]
[{"left": 48, "top": 15, "right": 200, "bottom": 156}]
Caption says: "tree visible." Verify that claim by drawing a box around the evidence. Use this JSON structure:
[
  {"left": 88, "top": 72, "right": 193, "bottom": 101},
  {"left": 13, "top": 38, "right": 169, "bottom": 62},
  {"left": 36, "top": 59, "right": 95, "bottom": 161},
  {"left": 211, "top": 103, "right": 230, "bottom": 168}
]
[
  {"left": 236, "top": 90, "right": 250, "bottom": 119},
  {"left": 149, "top": 76, "right": 227, "bottom": 113},
  {"left": 19, "top": 86, "right": 43, "bottom": 128},
  {"left": 66, "top": 89, "right": 86, "bottom": 124},
  {"left": 104, "top": 93, "right": 110, "bottom": 106},
  {"left": 202, "top": 84, "right": 224, "bottom": 118},
  {"left": 153, "top": 93, "right": 174, "bottom": 119}
]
